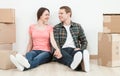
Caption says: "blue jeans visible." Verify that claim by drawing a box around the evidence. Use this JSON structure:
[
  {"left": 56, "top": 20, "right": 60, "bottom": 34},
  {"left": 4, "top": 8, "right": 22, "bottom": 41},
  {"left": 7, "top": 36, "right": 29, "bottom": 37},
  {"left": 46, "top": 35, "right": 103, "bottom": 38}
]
[
  {"left": 25, "top": 50, "right": 52, "bottom": 70},
  {"left": 53, "top": 47, "right": 83, "bottom": 71}
]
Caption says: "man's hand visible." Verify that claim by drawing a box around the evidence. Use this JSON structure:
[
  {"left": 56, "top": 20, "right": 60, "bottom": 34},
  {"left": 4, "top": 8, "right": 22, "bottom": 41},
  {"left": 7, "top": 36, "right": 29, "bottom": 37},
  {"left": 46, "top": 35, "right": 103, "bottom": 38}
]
[
  {"left": 54, "top": 49, "right": 62, "bottom": 59},
  {"left": 74, "top": 48, "right": 80, "bottom": 51}
]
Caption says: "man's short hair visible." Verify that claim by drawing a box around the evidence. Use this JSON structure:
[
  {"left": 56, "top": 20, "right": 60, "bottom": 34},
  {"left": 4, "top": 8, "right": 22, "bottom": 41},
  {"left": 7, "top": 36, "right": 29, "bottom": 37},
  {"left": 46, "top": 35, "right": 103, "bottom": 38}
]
[{"left": 60, "top": 6, "right": 72, "bottom": 17}]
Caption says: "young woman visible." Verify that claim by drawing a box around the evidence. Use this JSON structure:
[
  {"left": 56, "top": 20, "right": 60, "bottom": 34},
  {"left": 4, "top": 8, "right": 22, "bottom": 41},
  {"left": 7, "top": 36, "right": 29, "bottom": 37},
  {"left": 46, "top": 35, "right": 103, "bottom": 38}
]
[{"left": 10, "top": 7, "right": 62, "bottom": 71}]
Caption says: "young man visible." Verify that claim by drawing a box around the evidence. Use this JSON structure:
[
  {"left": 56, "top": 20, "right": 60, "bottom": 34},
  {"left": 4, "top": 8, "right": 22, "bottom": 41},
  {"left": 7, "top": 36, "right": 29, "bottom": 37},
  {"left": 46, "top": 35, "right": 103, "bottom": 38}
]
[{"left": 53, "top": 6, "right": 89, "bottom": 72}]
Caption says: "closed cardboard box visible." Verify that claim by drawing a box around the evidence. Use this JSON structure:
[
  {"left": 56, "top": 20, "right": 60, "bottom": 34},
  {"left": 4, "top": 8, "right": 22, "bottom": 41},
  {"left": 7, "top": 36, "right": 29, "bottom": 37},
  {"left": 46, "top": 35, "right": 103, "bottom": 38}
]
[
  {"left": 0, "top": 9, "right": 15, "bottom": 23},
  {"left": 103, "top": 14, "right": 120, "bottom": 33},
  {"left": 0, "top": 23, "right": 16, "bottom": 43},
  {"left": 98, "top": 33, "right": 120, "bottom": 67},
  {"left": 0, "top": 50, "right": 16, "bottom": 69},
  {"left": 0, "top": 44, "right": 12, "bottom": 50}
]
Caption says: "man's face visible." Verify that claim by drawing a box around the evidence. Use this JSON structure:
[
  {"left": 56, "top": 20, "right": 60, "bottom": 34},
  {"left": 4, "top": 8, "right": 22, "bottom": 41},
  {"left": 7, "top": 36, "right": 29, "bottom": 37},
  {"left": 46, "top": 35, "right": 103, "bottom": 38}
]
[{"left": 58, "top": 9, "right": 70, "bottom": 22}]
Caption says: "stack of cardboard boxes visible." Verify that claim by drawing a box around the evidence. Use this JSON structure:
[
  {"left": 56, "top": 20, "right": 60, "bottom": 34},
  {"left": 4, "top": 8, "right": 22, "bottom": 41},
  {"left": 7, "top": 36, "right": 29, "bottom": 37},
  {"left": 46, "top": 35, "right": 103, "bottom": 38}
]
[
  {"left": 98, "top": 14, "right": 120, "bottom": 67},
  {"left": 0, "top": 9, "right": 16, "bottom": 69}
]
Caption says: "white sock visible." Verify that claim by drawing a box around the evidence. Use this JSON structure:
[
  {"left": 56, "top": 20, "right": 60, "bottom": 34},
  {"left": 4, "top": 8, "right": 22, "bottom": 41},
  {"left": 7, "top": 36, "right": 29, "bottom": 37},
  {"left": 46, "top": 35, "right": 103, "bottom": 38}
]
[
  {"left": 70, "top": 52, "right": 82, "bottom": 70},
  {"left": 16, "top": 53, "right": 30, "bottom": 68},
  {"left": 10, "top": 55, "right": 24, "bottom": 71},
  {"left": 83, "top": 50, "right": 90, "bottom": 72}
]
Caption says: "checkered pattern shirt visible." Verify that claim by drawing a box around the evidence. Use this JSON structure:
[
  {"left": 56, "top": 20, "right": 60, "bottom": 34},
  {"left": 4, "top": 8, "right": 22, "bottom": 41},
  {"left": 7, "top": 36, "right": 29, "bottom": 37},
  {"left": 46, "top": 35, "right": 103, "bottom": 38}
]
[{"left": 53, "top": 21, "right": 88, "bottom": 50}]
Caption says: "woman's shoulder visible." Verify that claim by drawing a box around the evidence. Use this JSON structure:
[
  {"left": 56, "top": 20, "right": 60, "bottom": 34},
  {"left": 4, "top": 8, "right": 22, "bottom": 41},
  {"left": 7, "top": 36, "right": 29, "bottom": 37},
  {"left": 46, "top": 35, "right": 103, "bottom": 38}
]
[
  {"left": 47, "top": 24, "right": 53, "bottom": 29},
  {"left": 46, "top": 25, "right": 53, "bottom": 32},
  {"left": 30, "top": 24, "right": 36, "bottom": 27},
  {"left": 29, "top": 24, "right": 37, "bottom": 29}
]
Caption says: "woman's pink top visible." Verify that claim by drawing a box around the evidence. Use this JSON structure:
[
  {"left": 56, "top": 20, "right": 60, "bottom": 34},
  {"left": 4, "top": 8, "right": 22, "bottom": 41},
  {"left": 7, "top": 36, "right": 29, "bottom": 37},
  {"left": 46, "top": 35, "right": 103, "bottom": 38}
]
[{"left": 29, "top": 24, "right": 53, "bottom": 52}]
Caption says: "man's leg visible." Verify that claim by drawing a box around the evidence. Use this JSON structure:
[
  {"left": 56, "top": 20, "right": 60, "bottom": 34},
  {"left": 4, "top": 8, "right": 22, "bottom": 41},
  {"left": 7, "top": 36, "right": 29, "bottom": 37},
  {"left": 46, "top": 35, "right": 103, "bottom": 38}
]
[
  {"left": 54, "top": 49, "right": 73, "bottom": 67},
  {"left": 82, "top": 50, "right": 90, "bottom": 72},
  {"left": 55, "top": 48, "right": 82, "bottom": 70},
  {"left": 70, "top": 51, "right": 82, "bottom": 70},
  {"left": 74, "top": 49, "right": 90, "bottom": 72},
  {"left": 67, "top": 49, "right": 82, "bottom": 70}
]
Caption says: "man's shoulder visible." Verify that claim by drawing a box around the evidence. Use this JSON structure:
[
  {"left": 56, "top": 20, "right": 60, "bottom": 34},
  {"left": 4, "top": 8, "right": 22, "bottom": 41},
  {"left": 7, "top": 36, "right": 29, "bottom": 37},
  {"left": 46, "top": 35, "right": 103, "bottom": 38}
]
[
  {"left": 71, "top": 22, "right": 81, "bottom": 27},
  {"left": 54, "top": 23, "right": 62, "bottom": 28}
]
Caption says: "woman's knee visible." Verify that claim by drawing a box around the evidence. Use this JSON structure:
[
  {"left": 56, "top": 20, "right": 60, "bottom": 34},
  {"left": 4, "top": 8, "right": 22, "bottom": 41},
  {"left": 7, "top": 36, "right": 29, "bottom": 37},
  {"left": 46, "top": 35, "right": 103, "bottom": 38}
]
[
  {"left": 26, "top": 51, "right": 36, "bottom": 58},
  {"left": 43, "top": 52, "right": 52, "bottom": 58}
]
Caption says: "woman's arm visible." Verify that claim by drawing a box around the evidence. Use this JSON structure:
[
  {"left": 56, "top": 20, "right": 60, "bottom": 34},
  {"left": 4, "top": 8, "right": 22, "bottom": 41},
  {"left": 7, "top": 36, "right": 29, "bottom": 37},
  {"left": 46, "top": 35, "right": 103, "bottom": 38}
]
[
  {"left": 50, "top": 31, "right": 62, "bottom": 59},
  {"left": 50, "top": 31, "right": 59, "bottom": 50}
]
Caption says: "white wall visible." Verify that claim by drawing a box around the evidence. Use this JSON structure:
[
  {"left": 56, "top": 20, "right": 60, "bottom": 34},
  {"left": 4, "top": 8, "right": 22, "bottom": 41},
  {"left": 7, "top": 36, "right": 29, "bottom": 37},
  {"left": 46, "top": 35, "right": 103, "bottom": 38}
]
[{"left": 0, "top": 0, "right": 120, "bottom": 55}]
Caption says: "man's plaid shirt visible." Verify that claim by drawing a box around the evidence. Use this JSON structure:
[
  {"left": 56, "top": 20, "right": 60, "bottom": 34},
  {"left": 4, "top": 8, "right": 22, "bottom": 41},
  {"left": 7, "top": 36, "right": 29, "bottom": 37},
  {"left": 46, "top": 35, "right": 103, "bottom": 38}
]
[{"left": 53, "top": 21, "right": 88, "bottom": 50}]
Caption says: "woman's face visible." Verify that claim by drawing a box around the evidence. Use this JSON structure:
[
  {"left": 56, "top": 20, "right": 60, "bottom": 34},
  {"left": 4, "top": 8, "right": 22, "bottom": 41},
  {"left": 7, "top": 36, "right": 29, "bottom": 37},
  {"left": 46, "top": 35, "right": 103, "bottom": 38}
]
[{"left": 40, "top": 10, "right": 50, "bottom": 22}]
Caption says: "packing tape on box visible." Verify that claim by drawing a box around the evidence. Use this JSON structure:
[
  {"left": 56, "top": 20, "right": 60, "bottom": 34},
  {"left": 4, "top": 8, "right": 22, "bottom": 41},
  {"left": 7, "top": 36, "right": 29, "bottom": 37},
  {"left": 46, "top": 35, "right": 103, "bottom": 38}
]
[
  {"left": 112, "top": 34, "right": 120, "bottom": 42},
  {"left": 104, "top": 16, "right": 111, "bottom": 23},
  {"left": 104, "top": 26, "right": 111, "bottom": 33}
]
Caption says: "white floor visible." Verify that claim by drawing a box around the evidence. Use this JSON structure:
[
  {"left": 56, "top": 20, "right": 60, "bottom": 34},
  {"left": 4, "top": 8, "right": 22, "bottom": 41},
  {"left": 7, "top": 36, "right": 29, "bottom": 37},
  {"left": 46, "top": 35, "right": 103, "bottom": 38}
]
[{"left": 0, "top": 60, "right": 120, "bottom": 76}]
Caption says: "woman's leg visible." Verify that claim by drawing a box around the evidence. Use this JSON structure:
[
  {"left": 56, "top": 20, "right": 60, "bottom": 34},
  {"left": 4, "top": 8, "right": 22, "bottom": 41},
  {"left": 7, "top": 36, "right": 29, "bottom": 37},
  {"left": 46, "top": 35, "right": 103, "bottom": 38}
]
[
  {"left": 27, "top": 51, "right": 52, "bottom": 69},
  {"left": 25, "top": 50, "right": 38, "bottom": 62}
]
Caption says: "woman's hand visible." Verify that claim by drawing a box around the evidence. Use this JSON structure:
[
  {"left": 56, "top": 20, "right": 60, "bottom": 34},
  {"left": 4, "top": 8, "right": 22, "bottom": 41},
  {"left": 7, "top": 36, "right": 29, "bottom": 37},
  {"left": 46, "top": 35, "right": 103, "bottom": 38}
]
[{"left": 54, "top": 49, "right": 62, "bottom": 59}]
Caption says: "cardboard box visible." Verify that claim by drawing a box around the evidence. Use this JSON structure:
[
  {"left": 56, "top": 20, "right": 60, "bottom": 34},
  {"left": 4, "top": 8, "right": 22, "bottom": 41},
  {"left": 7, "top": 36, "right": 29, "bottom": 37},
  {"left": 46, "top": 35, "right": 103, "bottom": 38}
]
[
  {"left": 0, "top": 44, "right": 12, "bottom": 50},
  {"left": 103, "top": 14, "right": 120, "bottom": 33},
  {"left": 0, "top": 23, "right": 16, "bottom": 43},
  {"left": 98, "top": 33, "right": 120, "bottom": 67},
  {"left": 0, "top": 50, "right": 16, "bottom": 69},
  {"left": 0, "top": 9, "right": 15, "bottom": 23}
]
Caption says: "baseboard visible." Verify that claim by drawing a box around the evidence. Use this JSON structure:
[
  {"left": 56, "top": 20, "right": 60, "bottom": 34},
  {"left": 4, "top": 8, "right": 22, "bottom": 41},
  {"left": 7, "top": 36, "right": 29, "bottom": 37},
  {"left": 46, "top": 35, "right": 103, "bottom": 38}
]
[{"left": 90, "top": 55, "right": 98, "bottom": 59}]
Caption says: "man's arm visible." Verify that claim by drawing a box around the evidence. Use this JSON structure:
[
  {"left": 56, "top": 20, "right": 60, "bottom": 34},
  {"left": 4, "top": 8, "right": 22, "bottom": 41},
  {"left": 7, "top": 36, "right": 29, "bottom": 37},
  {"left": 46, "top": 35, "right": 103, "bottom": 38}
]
[
  {"left": 53, "top": 26, "right": 60, "bottom": 49},
  {"left": 78, "top": 25, "right": 88, "bottom": 50},
  {"left": 53, "top": 26, "right": 62, "bottom": 59}
]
